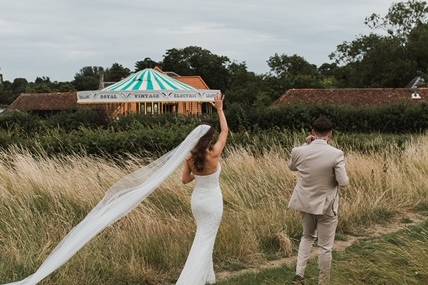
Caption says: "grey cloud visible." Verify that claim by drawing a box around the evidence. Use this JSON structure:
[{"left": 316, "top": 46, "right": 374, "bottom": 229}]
[{"left": 0, "top": 0, "right": 395, "bottom": 81}]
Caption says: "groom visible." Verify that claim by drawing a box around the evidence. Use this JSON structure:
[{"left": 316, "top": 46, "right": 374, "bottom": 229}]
[{"left": 288, "top": 116, "right": 349, "bottom": 285}]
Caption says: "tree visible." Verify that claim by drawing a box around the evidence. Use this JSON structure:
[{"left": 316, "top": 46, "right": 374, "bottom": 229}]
[
  {"left": 27, "top": 76, "right": 52, "bottom": 93},
  {"left": 0, "top": 78, "right": 27, "bottom": 104},
  {"left": 0, "top": 81, "right": 15, "bottom": 105},
  {"left": 331, "top": 35, "right": 418, "bottom": 87},
  {"left": 225, "top": 62, "right": 273, "bottom": 106},
  {"left": 365, "top": 0, "right": 428, "bottom": 37},
  {"left": 135, "top": 58, "right": 159, "bottom": 71},
  {"left": 329, "top": 1, "right": 428, "bottom": 87},
  {"left": 104, "top": 63, "right": 130, "bottom": 82},
  {"left": 11, "top": 78, "right": 28, "bottom": 95},
  {"left": 318, "top": 63, "right": 340, "bottom": 88},
  {"left": 72, "top": 66, "right": 103, "bottom": 91},
  {"left": 266, "top": 54, "right": 322, "bottom": 95},
  {"left": 55, "top": 82, "right": 76, "bottom": 92},
  {"left": 162, "top": 46, "right": 230, "bottom": 91},
  {"left": 22, "top": 76, "right": 76, "bottom": 94},
  {"left": 330, "top": 34, "right": 383, "bottom": 65},
  {"left": 34, "top": 76, "right": 51, "bottom": 84},
  {"left": 407, "top": 23, "right": 428, "bottom": 73}
]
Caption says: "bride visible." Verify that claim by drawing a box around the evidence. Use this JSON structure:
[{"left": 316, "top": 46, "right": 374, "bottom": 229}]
[
  {"left": 177, "top": 95, "right": 228, "bottom": 284},
  {"left": 1, "top": 96, "right": 228, "bottom": 285}
]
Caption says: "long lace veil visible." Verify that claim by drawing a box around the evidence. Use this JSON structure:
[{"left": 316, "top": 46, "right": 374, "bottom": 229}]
[{"left": 3, "top": 124, "right": 211, "bottom": 285}]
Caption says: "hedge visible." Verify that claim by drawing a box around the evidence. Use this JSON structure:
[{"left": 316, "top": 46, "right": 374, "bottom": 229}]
[
  {"left": 0, "top": 103, "right": 426, "bottom": 156},
  {"left": 2, "top": 103, "right": 427, "bottom": 134},
  {"left": 226, "top": 103, "right": 428, "bottom": 133}
]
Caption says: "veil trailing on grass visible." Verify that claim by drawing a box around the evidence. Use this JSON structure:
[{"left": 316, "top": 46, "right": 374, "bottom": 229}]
[{"left": 3, "top": 125, "right": 211, "bottom": 285}]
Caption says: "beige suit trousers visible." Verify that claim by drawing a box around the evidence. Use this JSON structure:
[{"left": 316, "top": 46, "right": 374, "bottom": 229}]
[{"left": 296, "top": 213, "right": 338, "bottom": 285}]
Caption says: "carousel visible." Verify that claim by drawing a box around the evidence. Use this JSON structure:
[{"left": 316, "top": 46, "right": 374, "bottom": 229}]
[{"left": 77, "top": 68, "right": 221, "bottom": 117}]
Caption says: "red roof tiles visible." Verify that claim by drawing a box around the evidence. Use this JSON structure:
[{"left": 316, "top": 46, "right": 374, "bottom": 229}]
[
  {"left": 8, "top": 92, "right": 78, "bottom": 111},
  {"left": 275, "top": 88, "right": 428, "bottom": 106},
  {"left": 176, "top": 76, "right": 210, "bottom": 89}
]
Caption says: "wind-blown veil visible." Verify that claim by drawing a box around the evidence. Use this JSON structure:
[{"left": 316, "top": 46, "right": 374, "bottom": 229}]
[{"left": 2, "top": 124, "right": 211, "bottom": 285}]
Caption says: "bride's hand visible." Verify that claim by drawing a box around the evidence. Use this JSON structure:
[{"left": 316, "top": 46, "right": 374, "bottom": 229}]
[{"left": 211, "top": 95, "right": 224, "bottom": 111}]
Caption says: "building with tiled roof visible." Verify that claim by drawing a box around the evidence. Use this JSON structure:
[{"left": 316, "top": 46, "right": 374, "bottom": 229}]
[
  {"left": 275, "top": 88, "right": 428, "bottom": 107},
  {"left": 8, "top": 92, "right": 78, "bottom": 112}
]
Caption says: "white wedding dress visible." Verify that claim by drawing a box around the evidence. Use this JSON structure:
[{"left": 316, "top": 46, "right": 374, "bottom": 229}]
[
  {"left": 176, "top": 166, "right": 223, "bottom": 285},
  {"left": 1, "top": 125, "right": 223, "bottom": 285}
]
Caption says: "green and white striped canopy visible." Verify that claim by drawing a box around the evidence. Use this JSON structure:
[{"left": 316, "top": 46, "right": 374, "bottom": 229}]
[
  {"left": 103, "top": 68, "right": 197, "bottom": 92},
  {"left": 77, "top": 68, "right": 220, "bottom": 103}
]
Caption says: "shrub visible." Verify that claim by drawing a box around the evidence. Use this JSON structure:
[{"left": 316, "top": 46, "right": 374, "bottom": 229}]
[
  {"left": 235, "top": 103, "right": 428, "bottom": 133},
  {"left": 0, "top": 103, "right": 426, "bottom": 156},
  {"left": 46, "top": 109, "right": 110, "bottom": 131}
]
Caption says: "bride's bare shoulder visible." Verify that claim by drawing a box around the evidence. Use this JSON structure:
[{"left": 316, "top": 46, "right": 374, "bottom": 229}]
[
  {"left": 207, "top": 149, "right": 221, "bottom": 157},
  {"left": 206, "top": 151, "right": 221, "bottom": 165}
]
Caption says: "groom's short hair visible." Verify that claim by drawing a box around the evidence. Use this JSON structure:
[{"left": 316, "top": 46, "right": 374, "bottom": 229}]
[{"left": 312, "top": 116, "right": 333, "bottom": 135}]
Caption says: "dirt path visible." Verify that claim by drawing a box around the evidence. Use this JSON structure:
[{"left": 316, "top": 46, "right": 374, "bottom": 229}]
[{"left": 217, "top": 211, "right": 427, "bottom": 282}]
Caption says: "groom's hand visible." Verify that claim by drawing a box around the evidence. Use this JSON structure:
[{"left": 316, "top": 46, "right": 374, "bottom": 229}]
[{"left": 306, "top": 135, "right": 315, "bottom": 144}]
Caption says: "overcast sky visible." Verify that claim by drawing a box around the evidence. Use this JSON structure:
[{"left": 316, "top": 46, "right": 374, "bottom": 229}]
[{"left": 0, "top": 0, "right": 395, "bottom": 82}]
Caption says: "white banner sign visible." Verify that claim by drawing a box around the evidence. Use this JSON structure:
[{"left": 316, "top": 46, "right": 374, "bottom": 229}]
[{"left": 77, "top": 90, "right": 221, "bottom": 103}]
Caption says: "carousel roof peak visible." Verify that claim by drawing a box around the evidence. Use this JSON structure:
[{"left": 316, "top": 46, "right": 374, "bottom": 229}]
[
  {"left": 77, "top": 68, "right": 220, "bottom": 104},
  {"left": 102, "top": 68, "right": 196, "bottom": 92}
]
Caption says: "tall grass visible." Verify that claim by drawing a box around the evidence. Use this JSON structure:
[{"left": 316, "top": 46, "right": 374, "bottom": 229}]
[{"left": 0, "top": 135, "right": 427, "bottom": 284}]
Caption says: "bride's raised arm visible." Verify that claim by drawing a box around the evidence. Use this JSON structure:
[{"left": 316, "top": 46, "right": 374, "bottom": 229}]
[{"left": 211, "top": 95, "right": 229, "bottom": 157}]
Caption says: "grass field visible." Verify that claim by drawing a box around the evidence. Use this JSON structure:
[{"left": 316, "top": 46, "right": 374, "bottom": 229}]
[
  {"left": 0, "top": 134, "right": 427, "bottom": 284},
  {"left": 218, "top": 219, "right": 428, "bottom": 285}
]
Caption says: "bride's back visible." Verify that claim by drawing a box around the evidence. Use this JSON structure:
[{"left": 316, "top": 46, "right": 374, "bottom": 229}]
[
  {"left": 182, "top": 98, "right": 228, "bottom": 187},
  {"left": 188, "top": 151, "right": 220, "bottom": 176},
  {"left": 187, "top": 125, "right": 223, "bottom": 177}
]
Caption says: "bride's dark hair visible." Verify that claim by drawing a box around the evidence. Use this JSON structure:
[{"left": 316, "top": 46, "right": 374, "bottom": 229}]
[{"left": 191, "top": 126, "right": 216, "bottom": 172}]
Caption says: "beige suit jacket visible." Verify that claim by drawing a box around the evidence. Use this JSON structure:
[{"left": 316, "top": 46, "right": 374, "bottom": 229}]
[{"left": 288, "top": 139, "right": 349, "bottom": 216}]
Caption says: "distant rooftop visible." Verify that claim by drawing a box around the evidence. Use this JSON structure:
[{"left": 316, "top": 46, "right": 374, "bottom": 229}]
[
  {"left": 8, "top": 92, "right": 78, "bottom": 111},
  {"left": 275, "top": 88, "right": 428, "bottom": 107}
]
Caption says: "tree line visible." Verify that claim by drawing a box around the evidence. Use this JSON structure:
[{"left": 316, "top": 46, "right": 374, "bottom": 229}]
[{"left": 0, "top": 0, "right": 427, "bottom": 107}]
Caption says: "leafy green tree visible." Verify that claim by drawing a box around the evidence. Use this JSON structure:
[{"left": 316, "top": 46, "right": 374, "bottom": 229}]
[
  {"left": 330, "top": 0, "right": 428, "bottom": 87},
  {"left": 162, "top": 46, "right": 230, "bottom": 91},
  {"left": 34, "top": 76, "right": 51, "bottom": 84},
  {"left": 53, "top": 82, "right": 75, "bottom": 92},
  {"left": 225, "top": 62, "right": 273, "bottom": 107},
  {"left": 407, "top": 23, "right": 428, "bottom": 74},
  {"left": 135, "top": 58, "right": 159, "bottom": 71},
  {"left": 104, "top": 63, "right": 130, "bottom": 82},
  {"left": 266, "top": 53, "right": 322, "bottom": 95},
  {"left": 318, "top": 63, "right": 340, "bottom": 77},
  {"left": 331, "top": 35, "right": 418, "bottom": 87},
  {"left": 0, "top": 81, "right": 15, "bottom": 105},
  {"left": 72, "top": 66, "right": 103, "bottom": 91},
  {"left": 0, "top": 78, "right": 28, "bottom": 104},
  {"left": 27, "top": 84, "right": 51, "bottom": 93},
  {"left": 24, "top": 76, "right": 76, "bottom": 94},
  {"left": 365, "top": 0, "right": 428, "bottom": 37},
  {"left": 318, "top": 63, "right": 339, "bottom": 88},
  {"left": 11, "top": 78, "right": 28, "bottom": 95},
  {"left": 27, "top": 76, "right": 52, "bottom": 93},
  {"left": 330, "top": 34, "right": 382, "bottom": 65}
]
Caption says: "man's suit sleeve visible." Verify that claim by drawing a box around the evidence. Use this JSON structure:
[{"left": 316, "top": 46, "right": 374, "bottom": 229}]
[
  {"left": 288, "top": 148, "right": 298, "bottom": 171},
  {"left": 334, "top": 151, "right": 349, "bottom": 187}
]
